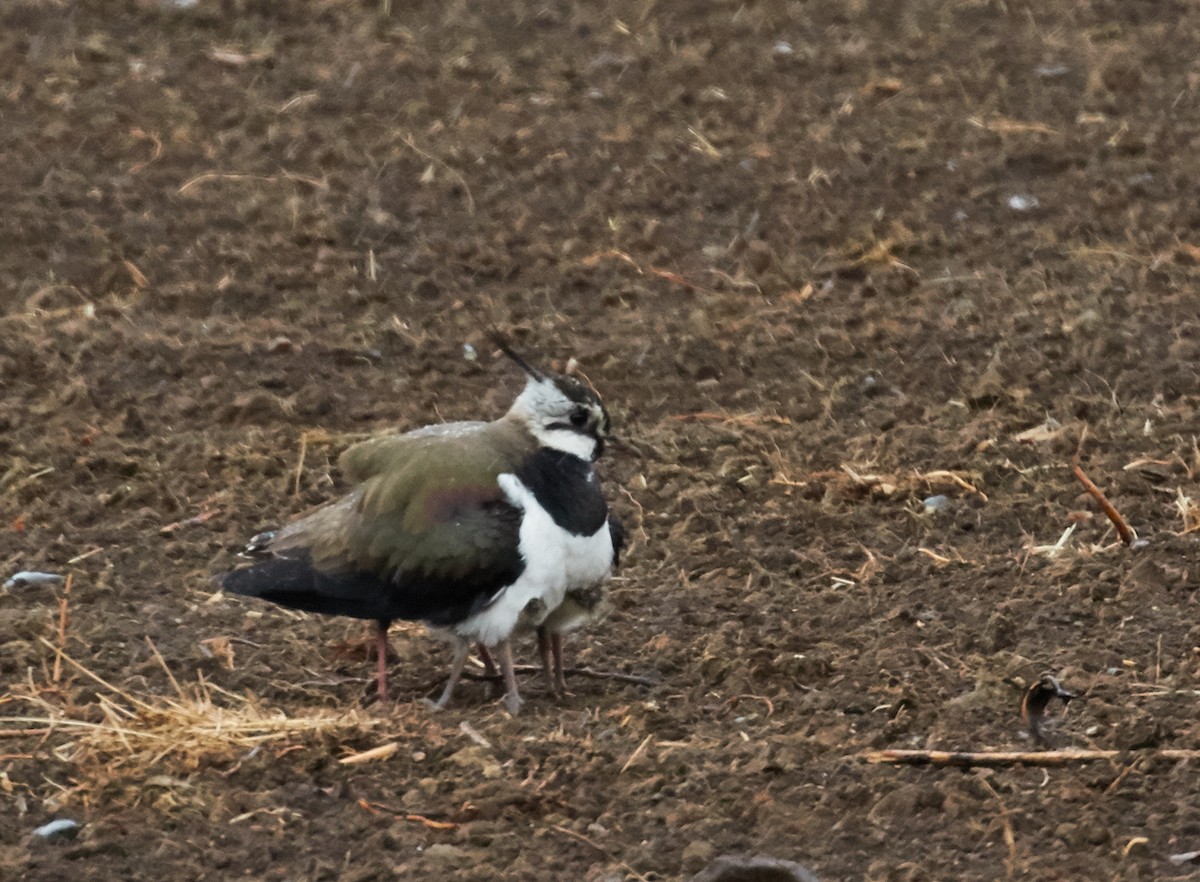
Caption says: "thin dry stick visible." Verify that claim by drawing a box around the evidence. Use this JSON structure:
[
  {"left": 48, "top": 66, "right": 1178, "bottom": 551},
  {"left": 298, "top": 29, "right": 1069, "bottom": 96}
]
[
  {"left": 1103, "top": 762, "right": 1139, "bottom": 796},
  {"left": 502, "top": 664, "right": 659, "bottom": 687},
  {"left": 918, "top": 469, "right": 989, "bottom": 502},
  {"left": 145, "top": 636, "right": 185, "bottom": 698},
  {"left": 562, "top": 666, "right": 659, "bottom": 687},
  {"left": 617, "top": 485, "right": 650, "bottom": 544},
  {"left": 547, "top": 823, "right": 652, "bottom": 882},
  {"left": 1072, "top": 464, "right": 1136, "bottom": 544},
  {"left": 358, "top": 800, "right": 458, "bottom": 829},
  {"left": 0, "top": 714, "right": 169, "bottom": 742},
  {"left": 1072, "top": 423, "right": 1089, "bottom": 466},
  {"left": 289, "top": 429, "right": 374, "bottom": 496},
  {"left": 862, "top": 748, "right": 1200, "bottom": 767},
  {"left": 292, "top": 430, "right": 310, "bottom": 497},
  {"left": 36, "top": 638, "right": 154, "bottom": 711},
  {"left": 620, "top": 734, "right": 654, "bottom": 774},
  {"left": 340, "top": 743, "right": 399, "bottom": 765},
  {"left": 978, "top": 777, "right": 1019, "bottom": 879},
  {"left": 398, "top": 135, "right": 475, "bottom": 215},
  {"left": 52, "top": 574, "right": 72, "bottom": 685},
  {"left": 1155, "top": 634, "right": 1163, "bottom": 686},
  {"left": 177, "top": 172, "right": 324, "bottom": 195}
]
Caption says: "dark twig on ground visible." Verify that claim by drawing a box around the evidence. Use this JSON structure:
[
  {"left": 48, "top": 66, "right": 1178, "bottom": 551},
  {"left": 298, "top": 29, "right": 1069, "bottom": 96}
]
[{"left": 1072, "top": 464, "right": 1137, "bottom": 544}]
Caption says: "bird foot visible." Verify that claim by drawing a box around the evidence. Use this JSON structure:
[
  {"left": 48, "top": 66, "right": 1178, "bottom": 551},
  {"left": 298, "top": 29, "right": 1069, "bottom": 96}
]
[
  {"left": 545, "top": 681, "right": 574, "bottom": 701},
  {"left": 502, "top": 692, "right": 524, "bottom": 716}
]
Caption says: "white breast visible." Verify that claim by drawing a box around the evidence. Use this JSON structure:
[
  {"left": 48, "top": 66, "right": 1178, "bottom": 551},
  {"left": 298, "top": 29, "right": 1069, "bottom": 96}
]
[{"left": 454, "top": 473, "right": 614, "bottom": 646}]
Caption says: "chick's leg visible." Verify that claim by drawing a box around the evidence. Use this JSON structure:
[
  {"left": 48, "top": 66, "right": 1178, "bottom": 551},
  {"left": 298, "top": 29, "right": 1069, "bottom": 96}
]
[
  {"left": 495, "top": 639, "right": 524, "bottom": 715},
  {"left": 433, "top": 639, "right": 472, "bottom": 709}
]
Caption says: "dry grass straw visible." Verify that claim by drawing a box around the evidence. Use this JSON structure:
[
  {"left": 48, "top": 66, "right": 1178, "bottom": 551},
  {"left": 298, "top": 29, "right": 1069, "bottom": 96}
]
[
  {"left": 863, "top": 748, "right": 1200, "bottom": 767},
  {"left": 978, "top": 777, "right": 1020, "bottom": 880},
  {"left": 292, "top": 428, "right": 375, "bottom": 496},
  {"left": 398, "top": 134, "right": 475, "bottom": 215},
  {"left": 2, "top": 637, "right": 386, "bottom": 774},
  {"left": 1174, "top": 487, "right": 1200, "bottom": 534}
]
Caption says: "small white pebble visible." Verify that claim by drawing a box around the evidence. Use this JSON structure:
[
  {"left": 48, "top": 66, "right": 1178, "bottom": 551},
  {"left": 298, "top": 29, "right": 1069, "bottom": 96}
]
[
  {"left": 922, "top": 495, "right": 951, "bottom": 515},
  {"left": 773, "top": 41, "right": 794, "bottom": 57},
  {"left": 33, "top": 819, "right": 80, "bottom": 841},
  {"left": 1034, "top": 64, "right": 1070, "bottom": 78},
  {"left": 1007, "top": 194, "right": 1038, "bottom": 211},
  {"left": 4, "top": 572, "right": 65, "bottom": 590}
]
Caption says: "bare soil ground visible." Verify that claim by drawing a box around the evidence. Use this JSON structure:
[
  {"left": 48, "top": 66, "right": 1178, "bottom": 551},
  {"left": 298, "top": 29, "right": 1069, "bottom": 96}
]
[{"left": 4, "top": 1, "right": 1200, "bottom": 879}]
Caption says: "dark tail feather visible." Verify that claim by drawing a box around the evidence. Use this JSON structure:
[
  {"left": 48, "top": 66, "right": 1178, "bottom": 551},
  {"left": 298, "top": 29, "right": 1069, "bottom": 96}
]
[
  {"left": 221, "top": 557, "right": 311, "bottom": 598},
  {"left": 220, "top": 557, "right": 390, "bottom": 622}
]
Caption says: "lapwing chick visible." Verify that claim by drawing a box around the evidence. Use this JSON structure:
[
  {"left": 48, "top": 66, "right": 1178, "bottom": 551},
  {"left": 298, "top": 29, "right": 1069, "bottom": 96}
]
[
  {"left": 1020, "top": 673, "right": 1078, "bottom": 746},
  {"left": 533, "top": 516, "right": 625, "bottom": 696},
  {"left": 220, "top": 341, "right": 622, "bottom": 714}
]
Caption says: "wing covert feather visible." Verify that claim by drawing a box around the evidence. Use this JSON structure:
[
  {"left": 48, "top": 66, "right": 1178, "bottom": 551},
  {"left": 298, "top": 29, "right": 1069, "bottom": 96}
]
[{"left": 335, "top": 419, "right": 532, "bottom": 578}]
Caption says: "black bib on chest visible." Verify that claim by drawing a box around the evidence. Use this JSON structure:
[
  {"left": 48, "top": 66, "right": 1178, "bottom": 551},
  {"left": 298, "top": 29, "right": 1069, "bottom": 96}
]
[{"left": 515, "top": 448, "right": 608, "bottom": 536}]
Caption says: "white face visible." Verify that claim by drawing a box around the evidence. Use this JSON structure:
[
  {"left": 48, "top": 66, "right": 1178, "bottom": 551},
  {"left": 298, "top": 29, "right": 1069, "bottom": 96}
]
[{"left": 510, "top": 376, "right": 610, "bottom": 461}]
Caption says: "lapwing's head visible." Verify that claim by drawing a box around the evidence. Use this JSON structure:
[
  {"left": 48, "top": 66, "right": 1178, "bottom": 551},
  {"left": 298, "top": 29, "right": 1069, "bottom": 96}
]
[{"left": 495, "top": 338, "right": 611, "bottom": 461}]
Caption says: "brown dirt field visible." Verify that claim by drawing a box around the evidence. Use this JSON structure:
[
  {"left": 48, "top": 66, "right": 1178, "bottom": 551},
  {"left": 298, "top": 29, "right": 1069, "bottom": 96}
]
[{"left": 4, "top": 1, "right": 1200, "bottom": 880}]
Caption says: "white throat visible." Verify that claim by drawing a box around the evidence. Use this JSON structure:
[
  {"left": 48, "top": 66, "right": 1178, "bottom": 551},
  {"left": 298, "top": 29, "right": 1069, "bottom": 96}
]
[{"left": 529, "top": 424, "right": 599, "bottom": 460}]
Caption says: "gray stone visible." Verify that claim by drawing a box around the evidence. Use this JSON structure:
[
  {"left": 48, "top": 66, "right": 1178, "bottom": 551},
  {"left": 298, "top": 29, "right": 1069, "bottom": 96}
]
[
  {"left": 32, "top": 819, "right": 80, "bottom": 841},
  {"left": 689, "top": 855, "right": 820, "bottom": 882}
]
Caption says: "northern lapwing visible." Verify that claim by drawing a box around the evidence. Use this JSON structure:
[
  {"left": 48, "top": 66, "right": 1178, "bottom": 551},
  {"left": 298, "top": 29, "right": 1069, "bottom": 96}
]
[{"left": 220, "top": 340, "right": 622, "bottom": 714}]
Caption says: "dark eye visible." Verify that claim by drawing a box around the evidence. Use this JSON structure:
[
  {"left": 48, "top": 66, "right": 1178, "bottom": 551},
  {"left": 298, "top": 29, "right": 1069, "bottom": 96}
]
[{"left": 569, "top": 408, "right": 589, "bottom": 428}]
